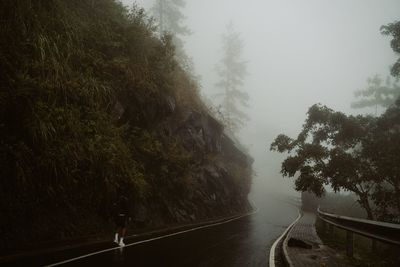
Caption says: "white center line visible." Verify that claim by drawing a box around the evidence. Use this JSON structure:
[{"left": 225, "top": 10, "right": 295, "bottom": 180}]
[{"left": 45, "top": 209, "right": 258, "bottom": 267}]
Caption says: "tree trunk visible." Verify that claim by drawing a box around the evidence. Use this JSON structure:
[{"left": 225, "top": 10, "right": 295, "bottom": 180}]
[
  {"left": 394, "top": 185, "right": 400, "bottom": 216},
  {"left": 359, "top": 194, "right": 374, "bottom": 220},
  {"left": 365, "top": 204, "right": 374, "bottom": 220}
]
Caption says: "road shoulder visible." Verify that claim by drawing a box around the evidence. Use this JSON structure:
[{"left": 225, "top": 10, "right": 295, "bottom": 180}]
[{"left": 283, "top": 211, "right": 352, "bottom": 267}]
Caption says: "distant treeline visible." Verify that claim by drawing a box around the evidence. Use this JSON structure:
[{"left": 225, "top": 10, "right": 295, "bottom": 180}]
[{"left": 302, "top": 192, "right": 366, "bottom": 219}]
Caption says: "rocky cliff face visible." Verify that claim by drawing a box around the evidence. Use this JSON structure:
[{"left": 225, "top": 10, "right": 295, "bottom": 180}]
[{"left": 119, "top": 99, "right": 253, "bottom": 229}]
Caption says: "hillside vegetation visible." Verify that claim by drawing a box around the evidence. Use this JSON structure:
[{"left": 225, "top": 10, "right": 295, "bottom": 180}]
[{"left": 0, "top": 0, "right": 252, "bottom": 251}]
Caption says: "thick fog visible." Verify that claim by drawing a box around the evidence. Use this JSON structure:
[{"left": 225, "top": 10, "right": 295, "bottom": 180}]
[{"left": 121, "top": 0, "right": 399, "bottom": 199}]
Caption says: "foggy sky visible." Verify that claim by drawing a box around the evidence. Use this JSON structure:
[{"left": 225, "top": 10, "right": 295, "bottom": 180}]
[{"left": 121, "top": 0, "right": 399, "bottom": 197}]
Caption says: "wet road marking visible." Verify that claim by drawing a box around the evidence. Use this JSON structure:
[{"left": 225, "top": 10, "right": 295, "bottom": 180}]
[
  {"left": 268, "top": 209, "right": 301, "bottom": 267},
  {"left": 45, "top": 209, "right": 258, "bottom": 267}
]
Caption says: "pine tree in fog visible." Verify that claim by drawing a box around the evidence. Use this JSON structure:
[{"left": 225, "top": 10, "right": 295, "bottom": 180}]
[
  {"left": 351, "top": 21, "right": 400, "bottom": 115},
  {"left": 152, "top": 0, "right": 189, "bottom": 35},
  {"left": 381, "top": 21, "right": 400, "bottom": 78},
  {"left": 351, "top": 75, "right": 400, "bottom": 114},
  {"left": 151, "top": 0, "right": 193, "bottom": 72},
  {"left": 216, "top": 22, "right": 249, "bottom": 132}
]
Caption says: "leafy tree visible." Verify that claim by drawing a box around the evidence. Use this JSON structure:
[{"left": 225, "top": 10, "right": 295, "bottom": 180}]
[
  {"left": 215, "top": 22, "right": 249, "bottom": 133},
  {"left": 271, "top": 20, "right": 400, "bottom": 221},
  {"left": 351, "top": 75, "right": 400, "bottom": 113},
  {"left": 271, "top": 101, "right": 400, "bottom": 221},
  {"left": 271, "top": 105, "right": 377, "bottom": 219},
  {"left": 364, "top": 98, "right": 400, "bottom": 220}
]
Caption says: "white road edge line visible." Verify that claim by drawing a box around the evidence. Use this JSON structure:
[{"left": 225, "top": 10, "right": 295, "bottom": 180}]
[
  {"left": 45, "top": 209, "right": 259, "bottom": 267},
  {"left": 268, "top": 209, "right": 301, "bottom": 267}
]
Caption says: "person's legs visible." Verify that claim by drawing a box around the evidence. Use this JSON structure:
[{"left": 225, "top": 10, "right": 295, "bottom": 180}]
[
  {"left": 118, "top": 218, "right": 127, "bottom": 246},
  {"left": 121, "top": 227, "right": 126, "bottom": 238},
  {"left": 114, "top": 216, "right": 124, "bottom": 244},
  {"left": 114, "top": 231, "right": 119, "bottom": 243},
  {"left": 114, "top": 226, "right": 122, "bottom": 243}
]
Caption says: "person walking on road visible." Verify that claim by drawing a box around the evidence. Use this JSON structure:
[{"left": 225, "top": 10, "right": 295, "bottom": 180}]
[{"left": 113, "top": 195, "right": 130, "bottom": 247}]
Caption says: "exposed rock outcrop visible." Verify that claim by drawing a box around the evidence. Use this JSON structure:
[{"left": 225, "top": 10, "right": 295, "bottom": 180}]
[{"left": 123, "top": 101, "right": 253, "bottom": 228}]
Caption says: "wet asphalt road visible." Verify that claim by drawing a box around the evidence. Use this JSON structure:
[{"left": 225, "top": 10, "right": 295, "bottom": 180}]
[
  {"left": 49, "top": 195, "right": 298, "bottom": 267},
  {"left": 4, "top": 195, "right": 298, "bottom": 267}
]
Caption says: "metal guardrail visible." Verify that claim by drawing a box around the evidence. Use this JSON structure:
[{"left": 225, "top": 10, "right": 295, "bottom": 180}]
[{"left": 317, "top": 207, "right": 400, "bottom": 257}]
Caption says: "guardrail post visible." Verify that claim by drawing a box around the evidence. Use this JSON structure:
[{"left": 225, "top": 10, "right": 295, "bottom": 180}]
[
  {"left": 346, "top": 231, "right": 354, "bottom": 257},
  {"left": 371, "top": 239, "right": 377, "bottom": 252},
  {"left": 321, "top": 218, "right": 326, "bottom": 233},
  {"left": 328, "top": 223, "right": 334, "bottom": 235}
]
